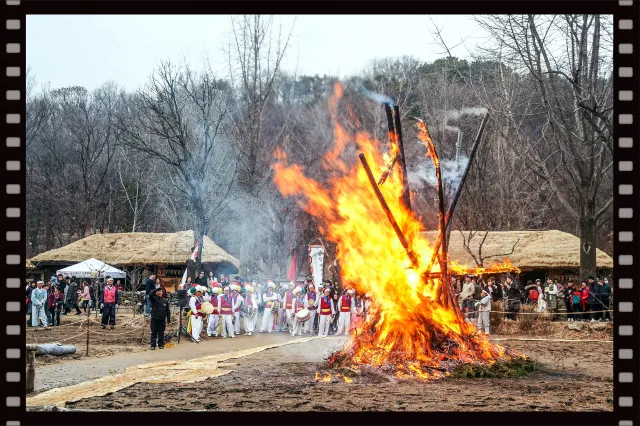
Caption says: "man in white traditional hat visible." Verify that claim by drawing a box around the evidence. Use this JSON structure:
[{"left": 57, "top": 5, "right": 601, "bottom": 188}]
[
  {"left": 187, "top": 286, "right": 204, "bottom": 342},
  {"left": 283, "top": 281, "right": 296, "bottom": 332},
  {"left": 475, "top": 289, "right": 492, "bottom": 335},
  {"left": 218, "top": 285, "right": 235, "bottom": 338},
  {"left": 290, "top": 287, "right": 307, "bottom": 336},
  {"left": 243, "top": 285, "right": 258, "bottom": 335},
  {"left": 318, "top": 287, "right": 334, "bottom": 337},
  {"left": 259, "top": 281, "right": 278, "bottom": 333},
  {"left": 275, "top": 283, "right": 287, "bottom": 332},
  {"left": 205, "top": 287, "right": 221, "bottom": 337},
  {"left": 304, "top": 283, "right": 319, "bottom": 334},
  {"left": 335, "top": 288, "right": 355, "bottom": 336},
  {"left": 30, "top": 280, "right": 49, "bottom": 328},
  {"left": 231, "top": 283, "right": 244, "bottom": 335}
]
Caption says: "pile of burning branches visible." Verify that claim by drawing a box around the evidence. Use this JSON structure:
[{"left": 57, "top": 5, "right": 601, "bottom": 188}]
[{"left": 273, "top": 83, "right": 523, "bottom": 379}]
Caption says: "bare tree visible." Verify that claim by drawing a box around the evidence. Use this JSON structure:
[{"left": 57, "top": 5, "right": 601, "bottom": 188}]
[
  {"left": 115, "top": 61, "right": 236, "bottom": 272},
  {"left": 474, "top": 15, "right": 613, "bottom": 278}
]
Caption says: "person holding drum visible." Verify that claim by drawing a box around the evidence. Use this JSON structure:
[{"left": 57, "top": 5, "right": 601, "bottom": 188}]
[
  {"left": 205, "top": 286, "right": 221, "bottom": 337},
  {"left": 291, "top": 287, "right": 308, "bottom": 336},
  {"left": 187, "top": 286, "right": 206, "bottom": 342},
  {"left": 218, "top": 285, "right": 235, "bottom": 338},
  {"left": 243, "top": 285, "right": 259, "bottom": 335},
  {"left": 259, "top": 281, "right": 278, "bottom": 333},
  {"left": 304, "top": 283, "right": 319, "bottom": 334},
  {"left": 318, "top": 287, "right": 335, "bottom": 337},
  {"left": 335, "top": 288, "right": 356, "bottom": 336},
  {"left": 282, "top": 282, "right": 296, "bottom": 332},
  {"left": 231, "top": 283, "right": 244, "bottom": 335}
]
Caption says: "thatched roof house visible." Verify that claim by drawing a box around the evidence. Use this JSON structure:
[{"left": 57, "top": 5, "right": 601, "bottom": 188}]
[
  {"left": 31, "top": 230, "right": 240, "bottom": 272},
  {"left": 420, "top": 230, "right": 613, "bottom": 272}
]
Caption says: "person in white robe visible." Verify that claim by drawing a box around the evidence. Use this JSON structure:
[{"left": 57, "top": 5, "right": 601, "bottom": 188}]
[
  {"left": 231, "top": 284, "right": 244, "bottom": 335},
  {"left": 318, "top": 288, "right": 335, "bottom": 337},
  {"left": 187, "top": 286, "right": 205, "bottom": 342},
  {"left": 335, "top": 289, "right": 355, "bottom": 336},
  {"left": 205, "top": 287, "right": 220, "bottom": 337},
  {"left": 290, "top": 288, "right": 307, "bottom": 336},
  {"left": 259, "top": 281, "right": 278, "bottom": 333},
  {"left": 218, "top": 286, "right": 235, "bottom": 338},
  {"left": 243, "top": 285, "right": 259, "bottom": 335},
  {"left": 304, "top": 284, "right": 319, "bottom": 334}
]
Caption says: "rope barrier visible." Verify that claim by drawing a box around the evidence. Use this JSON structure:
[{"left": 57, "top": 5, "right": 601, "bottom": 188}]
[
  {"left": 490, "top": 337, "right": 612, "bottom": 343},
  {"left": 462, "top": 309, "right": 613, "bottom": 316},
  {"left": 54, "top": 331, "right": 87, "bottom": 343}
]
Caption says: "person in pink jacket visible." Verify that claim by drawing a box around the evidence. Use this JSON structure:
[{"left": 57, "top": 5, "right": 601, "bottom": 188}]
[{"left": 80, "top": 282, "right": 91, "bottom": 314}]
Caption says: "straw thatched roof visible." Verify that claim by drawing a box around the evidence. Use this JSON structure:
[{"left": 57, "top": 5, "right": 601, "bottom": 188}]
[
  {"left": 420, "top": 230, "right": 613, "bottom": 271},
  {"left": 31, "top": 230, "right": 240, "bottom": 271}
]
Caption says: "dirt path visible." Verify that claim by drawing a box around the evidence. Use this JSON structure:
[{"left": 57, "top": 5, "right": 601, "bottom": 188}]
[{"left": 31, "top": 331, "right": 343, "bottom": 393}]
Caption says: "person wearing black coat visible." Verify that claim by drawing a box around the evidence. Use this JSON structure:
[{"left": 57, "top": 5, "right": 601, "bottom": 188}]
[
  {"left": 144, "top": 273, "right": 157, "bottom": 317},
  {"left": 147, "top": 286, "right": 171, "bottom": 350},
  {"left": 598, "top": 278, "right": 611, "bottom": 321},
  {"left": 586, "top": 276, "right": 599, "bottom": 321}
]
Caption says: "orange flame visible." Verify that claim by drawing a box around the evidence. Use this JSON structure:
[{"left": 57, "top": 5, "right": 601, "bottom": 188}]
[
  {"left": 342, "top": 376, "right": 353, "bottom": 383},
  {"left": 274, "top": 83, "right": 518, "bottom": 379}
]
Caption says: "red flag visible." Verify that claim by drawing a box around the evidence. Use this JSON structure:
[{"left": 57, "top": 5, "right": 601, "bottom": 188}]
[{"left": 287, "top": 252, "right": 297, "bottom": 281}]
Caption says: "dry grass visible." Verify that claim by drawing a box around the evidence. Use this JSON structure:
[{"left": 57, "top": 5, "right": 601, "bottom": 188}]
[
  {"left": 420, "top": 230, "right": 613, "bottom": 270},
  {"left": 31, "top": 230, "right": 239, "bottom": 269}
]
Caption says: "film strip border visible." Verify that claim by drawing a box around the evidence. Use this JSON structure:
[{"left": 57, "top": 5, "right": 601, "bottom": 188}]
[
  {"left": 614, "top": 1, "right": 640, "bottom": 425},
  {"left": 3, "top": 0, "right": 24, "bottom": 424},
  {"left": 0, "top": 3, "right": 639, "bottom": 426}
]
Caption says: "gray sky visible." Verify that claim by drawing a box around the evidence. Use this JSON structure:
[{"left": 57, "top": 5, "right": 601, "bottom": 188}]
[{"left": 27, "top": 15, "right": 488, "bottom": 92}]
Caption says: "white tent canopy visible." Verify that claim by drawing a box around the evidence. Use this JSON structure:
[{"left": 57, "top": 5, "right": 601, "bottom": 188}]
[{"left": 56, "top": 258, "right": 126, "bottom": 279}]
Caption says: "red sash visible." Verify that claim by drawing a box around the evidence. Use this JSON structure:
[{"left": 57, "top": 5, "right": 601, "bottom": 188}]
[{"left": 295, "top": 296, "right": 305, "bottom": 313}]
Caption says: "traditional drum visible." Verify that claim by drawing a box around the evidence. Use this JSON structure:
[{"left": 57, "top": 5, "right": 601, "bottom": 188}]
[
  {"left": 296, "top": 308, "right": 311, "bottom": 322},
  {"left": 200, "top": 301, "right": 214, "bottom": 314}
]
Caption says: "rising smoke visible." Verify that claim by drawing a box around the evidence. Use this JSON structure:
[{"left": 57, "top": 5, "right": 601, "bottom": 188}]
[
  {"left": 443, "top": 106, "right": 488, "bottom": 133},
  {"left": 408, "top": 156, "right": 469, "bottom": 195}
]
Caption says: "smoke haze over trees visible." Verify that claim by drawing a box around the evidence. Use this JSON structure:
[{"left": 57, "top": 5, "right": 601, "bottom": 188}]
[{"left": 26, "top": 14, "right": 613, "bottom": 279}]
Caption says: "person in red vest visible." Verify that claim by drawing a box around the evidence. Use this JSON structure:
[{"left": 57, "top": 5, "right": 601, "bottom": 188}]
[
  {"left": 218, "top": 285, "right": 235, "bottom": 338},
  {"left": 290, "top": 287, "right": 307, "bottom": 336},
  {"left": 304, "top": 283, "right": 319, "bottom": 334},
  {"left": 187, "top": 286, "right": 205, "bottom": 342},
  {"left": 259, "top": 281, "right": 278, "bottom": 333},
  {"left": 231, "top": 283, "right": 244, "bottom": 335},
  {"left": 335, "top": 289, "right": 355, "bottom": 335},
  {"left": 350, "top": 292, "right": 365, "bottom": 331},
  {"left": 318, "top": 287, "right": 335, "bottom": 337},
  {"left": 243, "top": 285, "right": 258, "bottom": 335},
  {"left": 99, "top": 278, "right": 120, "bottom": 330},
  {"left": 283, "top": 282, "right": 296, "bottom": 332},
  {"left": 206, "top": 285, "right": 220, "bottom": 337}
]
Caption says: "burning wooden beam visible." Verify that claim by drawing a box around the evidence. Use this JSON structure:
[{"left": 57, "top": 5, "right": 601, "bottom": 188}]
[
  {"left": 424, "top": 113, "right": 490, "bottom": 272},
  {"left": 359, "top": 153, "right": 419, "bottom": 269},
  {"left": 393, "top": 105, "right": 412, "bottom": 213},
  {"left": 378, "top": 104, "right": 399, "bottom": 186}
]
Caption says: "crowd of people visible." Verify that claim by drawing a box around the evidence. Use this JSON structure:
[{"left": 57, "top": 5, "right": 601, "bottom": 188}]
[
  {"left": 25, "top": 274, "right": 125, "bottom": 329},
  {"left": 164, "top": 273, "right": 372, "bottom": 349},
  {"left": 454, "top": 274, "right": 613, "bottom": 326},
  {"left": 26, "top": 270, "right": 612, "bottom": 345}
]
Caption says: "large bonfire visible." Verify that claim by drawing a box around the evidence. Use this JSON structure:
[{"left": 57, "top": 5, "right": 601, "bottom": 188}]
[{"left": 273, "top": 83, "right": 522, "bottom": 379}]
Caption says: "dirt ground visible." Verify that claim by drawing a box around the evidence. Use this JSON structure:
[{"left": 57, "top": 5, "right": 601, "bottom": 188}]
[
  {"left": 28, "top": 329, "right": 611, "bottom": 412},
  {"left": 26, "top": 312, "right": 613, "bottom": 412},
  {"left": 26, "top": 309, "right": 177, "bottom": 365}
]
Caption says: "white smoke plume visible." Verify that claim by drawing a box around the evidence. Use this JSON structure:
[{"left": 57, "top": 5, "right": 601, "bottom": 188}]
[
  {"left": 362, "top": 90, "right": 395, "bottom": 107},
  {"left": 444, "top": 106, "right": 488, "bottom": 133},
  {"left": 408, "top": 156, "right": 469, "bottom": 195}
]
